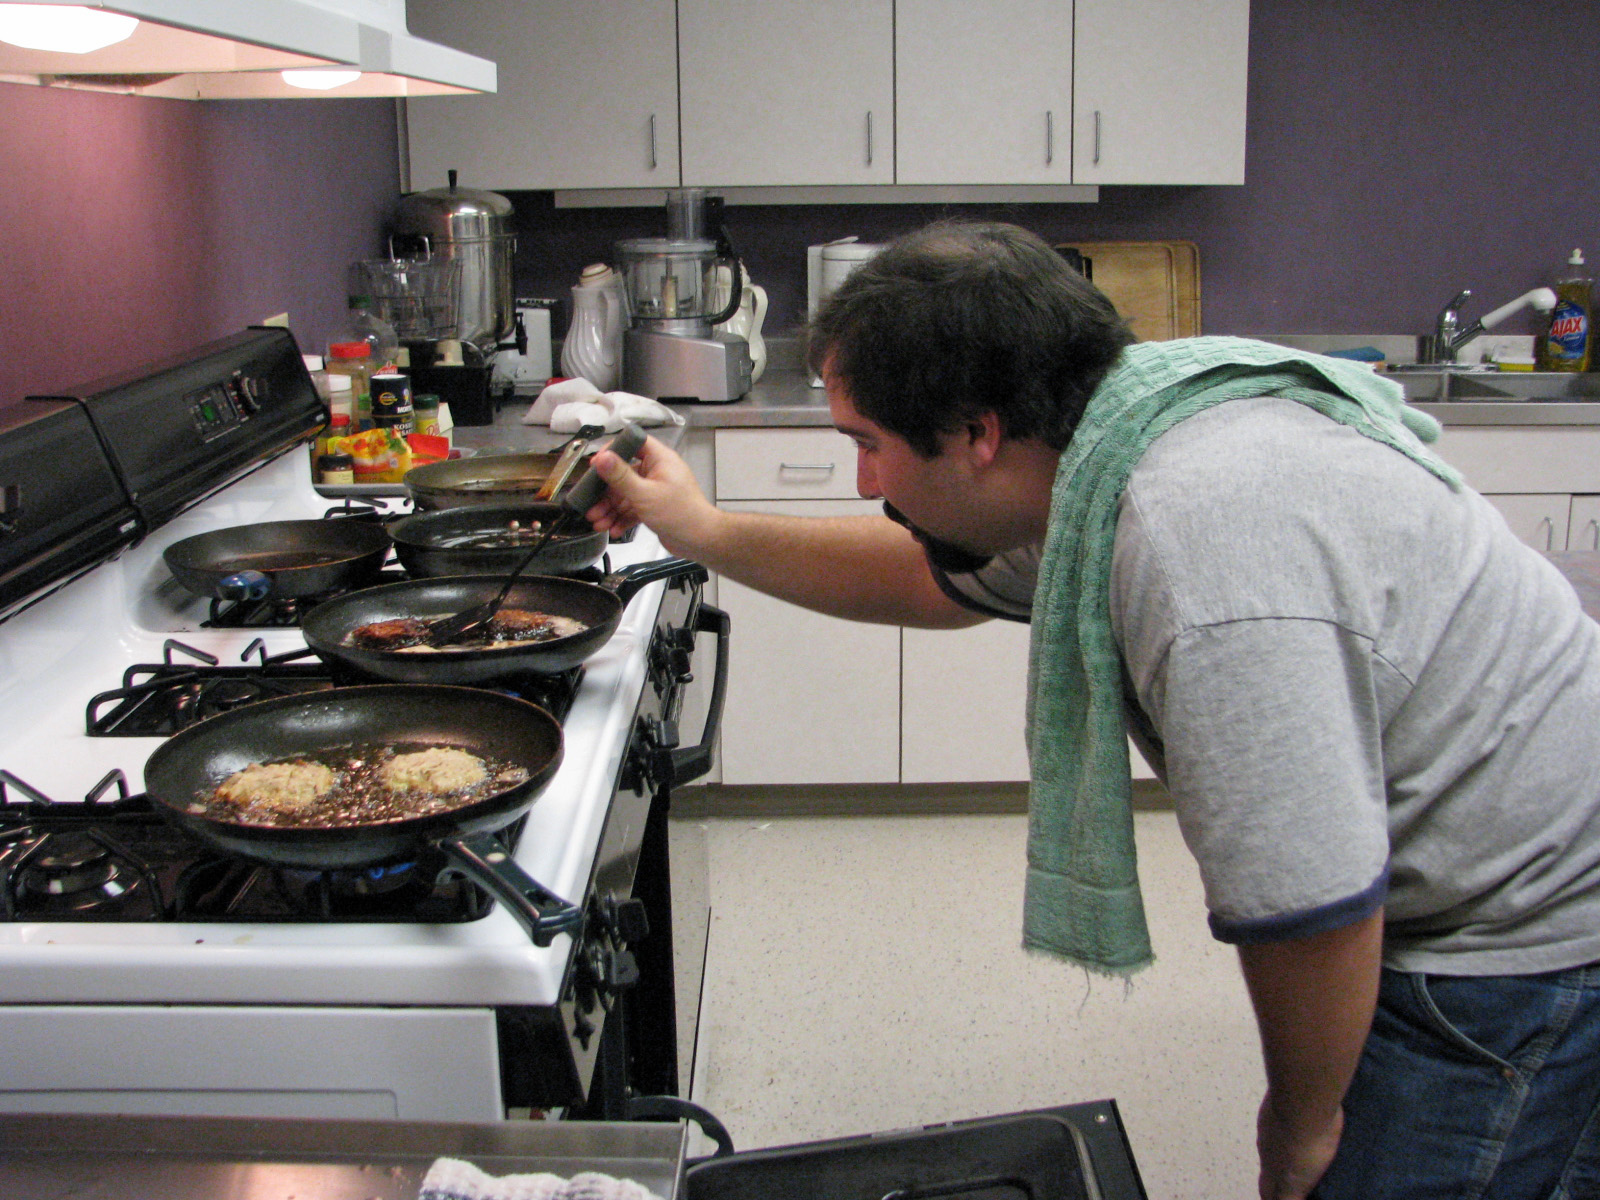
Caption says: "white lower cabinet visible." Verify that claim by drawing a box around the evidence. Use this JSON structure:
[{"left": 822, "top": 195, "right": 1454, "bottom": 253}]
[
  {"left": 712, "top": 428, "right": 1155, "bottom": 786},
  {"left": 715, "top": 500, "right": 901, "bottom": 786},
  {"left": 716, "top": 573, "right": 901, "bottom": 785},
  {"left": 1566, "top": 495, "right": 1600, "bottom": 553},
  {"left": 902, "top": 621, "right": 1031, "bottom": 783},
  {"left": 1432, "top": 425, "right": 1600, "bottom": 553},
  {"left": 1484, "top": 494, "right": 1573, "bottom": 553}
]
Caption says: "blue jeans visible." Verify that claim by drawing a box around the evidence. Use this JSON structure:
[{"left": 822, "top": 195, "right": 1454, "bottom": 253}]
[{"left": 1313, "top": 963, "right": 1600, "bottom": 1200}]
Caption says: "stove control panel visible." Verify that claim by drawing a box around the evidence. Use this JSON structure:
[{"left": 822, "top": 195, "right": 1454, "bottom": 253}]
[
  {"left": 68, "top": 328, "right": 324, "bottom": 530},
  {"left": 187, "top": 380, "right": 244, "bottom": 440}
]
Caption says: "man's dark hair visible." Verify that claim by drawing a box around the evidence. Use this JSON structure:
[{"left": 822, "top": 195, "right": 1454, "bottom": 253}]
[{"left": 806, "top": 221, "right": 1134, "bottom": 455}]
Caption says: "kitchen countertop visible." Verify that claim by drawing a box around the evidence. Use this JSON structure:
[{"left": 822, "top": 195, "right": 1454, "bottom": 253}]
[
  {"left": 678, "top": 368, "right": 834, "bottom": 427},
  {"left": 460, "top": 367, "right": 835, "bottom": 443},
  {"left": 452, "top": 338, "right": 1600, "bottom": 452}
]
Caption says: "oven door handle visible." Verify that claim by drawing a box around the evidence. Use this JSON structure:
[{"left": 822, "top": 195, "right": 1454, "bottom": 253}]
[{"left": 667, "top": 602, "right": 729, "bottom": 787}]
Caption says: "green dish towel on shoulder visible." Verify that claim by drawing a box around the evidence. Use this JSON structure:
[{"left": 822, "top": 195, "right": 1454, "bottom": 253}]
[{"left": 1023, "top": 337, "right": 1463, "bottom": 975}]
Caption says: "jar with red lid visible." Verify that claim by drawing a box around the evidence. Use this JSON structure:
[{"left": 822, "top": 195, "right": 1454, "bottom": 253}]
[{"left": 326, "top": 341, "right": 373, "bottom": 429}]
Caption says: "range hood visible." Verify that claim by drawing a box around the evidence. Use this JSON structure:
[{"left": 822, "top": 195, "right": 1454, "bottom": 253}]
[{"left": 0, "top": 0, "right": 495, "bottom": 98}]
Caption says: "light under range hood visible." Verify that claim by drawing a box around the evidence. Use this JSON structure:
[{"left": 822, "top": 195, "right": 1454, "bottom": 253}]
[{"left": 0, "top": 0, "right": 495, "bottom": 98}]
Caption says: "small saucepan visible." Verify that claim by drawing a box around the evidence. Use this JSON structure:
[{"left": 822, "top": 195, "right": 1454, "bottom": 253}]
[
  {"left": 299, "top": 557, "right": 706, "bottom": 684},
  {"left": 387, "top": 502, "right": 608, "bottom": 578},
  {"left": 141, "top": 684, "right": 582, "bottom": 945},
  {"left": 164, "top": 518, "right": 391, "bottom": 602}
]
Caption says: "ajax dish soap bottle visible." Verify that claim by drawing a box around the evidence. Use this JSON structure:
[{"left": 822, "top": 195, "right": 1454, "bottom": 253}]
[{"left": 1538, "top": 249, "right": 1593, "bottom": 372}]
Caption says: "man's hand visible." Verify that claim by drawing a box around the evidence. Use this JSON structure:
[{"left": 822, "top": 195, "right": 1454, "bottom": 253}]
[
  {"left": 1257, "top": 1092, "right": 1343, "bottom": 1200},
  {"left": 583, "top": 433, "right": 983, "bottom": 628},
  {"left": 1237, "top": 910, "right": 1383, "bottom": 1200},
  {"left": 585, "top": 435, "right": 722, "bottom": 558}
]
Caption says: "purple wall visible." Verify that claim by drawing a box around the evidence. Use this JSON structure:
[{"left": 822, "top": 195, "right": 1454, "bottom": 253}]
[
  {"left": 507, "top": 0, "right": 1600, "bottom": 346},
  {"left": 0, "top": 86, "right": 399, "bottom": 410},
  {"left": 1, "top": 0, "right": 1593, "bottom": 413}
]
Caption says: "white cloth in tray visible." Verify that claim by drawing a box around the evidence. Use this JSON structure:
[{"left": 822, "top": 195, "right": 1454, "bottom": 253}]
[
  {"left": 522, "top": 377, "right": 685, "bottom": 432},
  {"left": 418, "top": 1156, "right": 661, "bottom": 1200}
]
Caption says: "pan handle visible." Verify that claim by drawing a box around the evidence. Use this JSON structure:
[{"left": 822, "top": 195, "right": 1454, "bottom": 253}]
[
  {"left": 442, "top": 831, "right": 585, "bottom": 947},
  {"left": 667, "top": 602, "right": 729, "bottom": 787},
  {"left": 604, "top": 558, "right": 708, "bottom": 607}
]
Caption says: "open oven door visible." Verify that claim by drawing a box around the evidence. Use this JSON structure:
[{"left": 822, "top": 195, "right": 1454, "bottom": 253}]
[{"left": 675, "top": 1099, "right": 1147, "bottom": 1200}]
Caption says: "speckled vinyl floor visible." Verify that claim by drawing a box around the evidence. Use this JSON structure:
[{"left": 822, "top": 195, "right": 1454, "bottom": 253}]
[{"left": 673, "top": 809, "right": 1263, "bottom": 1200}]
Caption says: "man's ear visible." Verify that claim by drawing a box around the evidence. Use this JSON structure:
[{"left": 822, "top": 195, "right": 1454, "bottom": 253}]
[{"left": 964, "top": 411, "right": 1004, "bottom": 467}]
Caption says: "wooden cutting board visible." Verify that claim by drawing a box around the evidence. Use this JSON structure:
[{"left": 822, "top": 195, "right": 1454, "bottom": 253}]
[{"left": 1055, "top": 241, "right": 1201, "bottom": 341}]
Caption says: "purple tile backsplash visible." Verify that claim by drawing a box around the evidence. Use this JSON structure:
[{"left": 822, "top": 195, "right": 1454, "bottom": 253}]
[{"left": 1, "top": 0, "right": 1595, "bottom": 417}]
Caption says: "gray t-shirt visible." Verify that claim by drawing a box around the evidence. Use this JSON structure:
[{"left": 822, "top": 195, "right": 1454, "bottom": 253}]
[{"left": 938, "top": 395, "right": 1600, "bottom": 975}]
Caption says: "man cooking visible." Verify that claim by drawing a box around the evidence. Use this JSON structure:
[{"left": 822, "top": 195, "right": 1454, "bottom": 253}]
[{"left": 580, "top": 221, "right": 1600, "bottom": 1199}]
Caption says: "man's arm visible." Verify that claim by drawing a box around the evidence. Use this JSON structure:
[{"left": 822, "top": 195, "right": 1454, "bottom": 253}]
[
  {"left": 587, "top": 436, "right": 985, "bottom": 629},
  {"left": 1236, "top": 909, "right": 1383, "bottom": 1200}
]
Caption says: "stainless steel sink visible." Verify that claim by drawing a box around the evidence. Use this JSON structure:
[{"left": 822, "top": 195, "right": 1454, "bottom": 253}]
[
  {"left": 1394, "top": 370, "right": 1600, "bottom": 403},
  {"left": 1442, "top": 372, "right": 1600, "bottom": 401},
  {"left": 1388, "top": 369, "right": 1600, "bottom": 424}
]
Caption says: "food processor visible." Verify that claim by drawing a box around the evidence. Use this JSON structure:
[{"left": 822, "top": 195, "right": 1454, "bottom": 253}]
[{"left": 616, "top": 189, "right": 753, "bottom": 403}]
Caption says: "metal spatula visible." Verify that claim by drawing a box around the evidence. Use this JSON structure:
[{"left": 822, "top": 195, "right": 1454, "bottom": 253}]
[
  {"left": 423, "top": 423, "right": 649, "bottom": 646},
  {"left": 535, "top": 424, "right": 604, "bottom": 501}
]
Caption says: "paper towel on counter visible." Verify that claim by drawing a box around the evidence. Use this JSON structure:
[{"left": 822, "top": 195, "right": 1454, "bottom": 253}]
[{"left": 523, "top": 378, "right": 685, "bottom": 432}]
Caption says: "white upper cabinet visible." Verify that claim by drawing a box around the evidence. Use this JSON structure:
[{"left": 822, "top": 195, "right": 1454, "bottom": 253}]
[
  {"left": 896, "top": 0, "right": 1074, "bottom": 185},
  {"left": 403, "top": 0, "right": 1248, "bottom": 192},
  {"left": 405, "top": 0, "right": 679, "bottom": 191},
  {"left": 676, "top": 0, "right": 894, "bottom": 187},
  {"left": 1072, "top": 0, "right": 1249, "bottom": 184}
]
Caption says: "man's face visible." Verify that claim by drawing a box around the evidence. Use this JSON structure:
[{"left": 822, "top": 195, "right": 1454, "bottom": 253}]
[{"left": 826, "top": 374, "right": 991, "bottom": 552}]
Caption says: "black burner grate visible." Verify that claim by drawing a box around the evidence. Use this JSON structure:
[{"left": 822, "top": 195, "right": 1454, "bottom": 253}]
[
  {"left": 86, "top": 639, "right": 583, "bottom": 737},
  {"left": 0, "top": 779, "right": 524, "bottom": 924}
]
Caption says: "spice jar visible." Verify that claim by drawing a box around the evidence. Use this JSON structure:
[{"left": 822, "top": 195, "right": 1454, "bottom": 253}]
[
  {"left": 413, "top": 393, "right": 441, "bottom": 436},
  {"left": 326, "top": 342, "right": 373, "bottom": 429},
  {"left": 317, "top": 451, "right": 355, "bottom": 486}
]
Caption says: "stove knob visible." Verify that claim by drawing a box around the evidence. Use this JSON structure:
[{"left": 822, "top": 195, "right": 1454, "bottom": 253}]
[
  {"left": 230, "top": 372, "right": 261, "bottom": 415},
  {"left": 571, "top": 1006, "right": 596, "bottom": 1050},
  {"left": 603, "top": 894, "right": 650, "bottom": 943},
  {"left": 599, "top": 946, "right": 639, "bottom": 990}
]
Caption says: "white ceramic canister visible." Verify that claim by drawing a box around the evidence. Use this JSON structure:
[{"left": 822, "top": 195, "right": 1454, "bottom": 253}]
[{"left": 560, "top": 263, "right": 626, "bottom": 391}]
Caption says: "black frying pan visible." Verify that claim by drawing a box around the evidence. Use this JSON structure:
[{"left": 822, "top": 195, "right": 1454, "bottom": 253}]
[
  {"left": 164, "top": 518, "right": 391, "bottom": 601},
  {"left": 299, "top": 558, "right": 705, "bottom": 684},
  {"left": 141, "top": 684, "right": 582, "bottom": 945},
  {"left": 387, "top": 502, "right": 608, "bottom": 578}
]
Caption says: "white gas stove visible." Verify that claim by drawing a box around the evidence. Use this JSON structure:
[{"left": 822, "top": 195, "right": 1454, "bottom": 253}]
[{"left": 0, "top": 331, "right": 724, "bottom": 1123}]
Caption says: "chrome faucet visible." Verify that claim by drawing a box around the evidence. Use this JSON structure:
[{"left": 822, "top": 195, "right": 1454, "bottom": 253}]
[
  {"left": 1421, "top": 287, "right": 1558, "bottom": 365},
  {"left": 1426, "top": 289, "right": 1474, "bottom": 364}
]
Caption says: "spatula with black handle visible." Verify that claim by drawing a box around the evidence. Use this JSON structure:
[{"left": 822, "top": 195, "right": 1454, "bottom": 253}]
[{"left": 423, "top": 422, "right": 649, "bottom": 646}]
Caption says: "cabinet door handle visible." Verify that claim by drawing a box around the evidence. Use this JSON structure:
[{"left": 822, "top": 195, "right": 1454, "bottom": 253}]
[
  {"left": 1093, "top": 109, "right": 1102, "bottom": 165},
  {"left": 865, "top": 111, "right": 873, "bottom": 166},
  {"left": 778, "top": 462, "right": 837, "bottom": 473},
  {"left": 1538, "top": 515, "right": 1554, "bottom": 551},
  {"left": 1045, "top": 110, "right": 1054, "bottom": 165},
  {"left": 649, "top": 113, "right": 657, "bottom": 170},
  {"left": 1587, "top": 518, "right": 1599, "bottom": 550}
]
